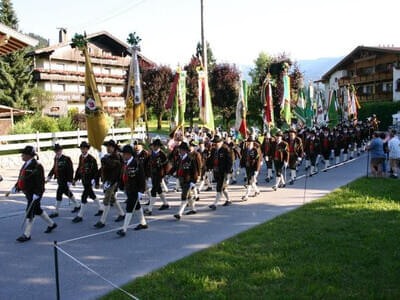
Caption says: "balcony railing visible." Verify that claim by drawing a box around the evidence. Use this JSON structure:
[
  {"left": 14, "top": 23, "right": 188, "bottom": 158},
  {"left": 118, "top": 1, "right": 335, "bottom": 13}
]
[{"left": 339, "top": 72, "right": 393, "bottom": 86}]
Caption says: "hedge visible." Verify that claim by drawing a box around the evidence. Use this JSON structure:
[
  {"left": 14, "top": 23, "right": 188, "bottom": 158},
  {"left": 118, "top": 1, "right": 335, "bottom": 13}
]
[{"left": 358, "top": 101, "right": 400, "bottom": 130}]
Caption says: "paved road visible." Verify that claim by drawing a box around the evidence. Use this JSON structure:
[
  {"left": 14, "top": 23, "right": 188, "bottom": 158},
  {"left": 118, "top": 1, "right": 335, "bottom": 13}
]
[{"left": 0, "top": 154, "right": 369, "bottom": 300}]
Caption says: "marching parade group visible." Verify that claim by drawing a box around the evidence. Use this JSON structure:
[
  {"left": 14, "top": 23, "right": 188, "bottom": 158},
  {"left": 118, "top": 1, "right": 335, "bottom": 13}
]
[{"left": 7, "top": 116, "right": 380, "bottom": 243}]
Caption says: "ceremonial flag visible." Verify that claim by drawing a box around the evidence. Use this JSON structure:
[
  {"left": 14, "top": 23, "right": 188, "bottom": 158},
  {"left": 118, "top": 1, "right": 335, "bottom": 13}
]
[
  {"left": 197, "top": 67, "right": 215, "bottom": 131},
  {"left": 349, "top": 85, "right": 361, "bottom": 120},
  {"left": 280, "top": 69, "right": 292, "bottom": 125},
  {"left": 293, "top": 83, "right": 306, "bottom": 124},
  {"left": 125, "top": 47, "right": 145, "bottom": 130},
  {"left": 327, "top": 90, "right": 339, "bottom": 128},
  {"left": 261, "top": 75, "right": 274, "bottom": 129},
  {"left": 165, "top": 68, "right": 186, "bottom": 134},
  {"left": 72, "top": 35, "right": 109, "bottom": 151},
  {"left": 235, "top": 78, "right": 248, "bottom": 139},
  {"left": 316, "top": 89, "right": 325, "bottom": 125},
  {"left": 305, "top": 82, "right": 314, "bottom": 128}
]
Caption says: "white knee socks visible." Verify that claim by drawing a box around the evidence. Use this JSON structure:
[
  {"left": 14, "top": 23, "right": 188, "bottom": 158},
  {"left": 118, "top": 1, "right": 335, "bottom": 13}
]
[
  {"left": 24, "top": 218, "right": 35, "bottom": 237},
  {"left": 78, "top": 203, "right": 86, "bottom": 218},
  {"left": 100, "top": 205, "right": 110, "bottom": 224},
  {"left": 40, "top": 212, "right": 54, "bottom": 226},
  {"left": 122, "top": 213, "right": 132, "bottom": 232}
]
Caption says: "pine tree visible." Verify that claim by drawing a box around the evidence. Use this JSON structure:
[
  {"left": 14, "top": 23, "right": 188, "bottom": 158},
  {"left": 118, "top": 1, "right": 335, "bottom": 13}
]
[{"left": 0, "top": 0, "right": 34, "bottom": 109}]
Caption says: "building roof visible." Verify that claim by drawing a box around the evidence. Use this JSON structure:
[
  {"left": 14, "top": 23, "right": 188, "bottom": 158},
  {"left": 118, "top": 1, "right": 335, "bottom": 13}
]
[
  {"left": 0, "top": 104, "right": 33, "bottom": 117},
  {"left": 29, "top": 31, "right": 155, "bottom": 65},
  {"left": 0, "top": 22, "right": 38, "bottom": 56},
  {"left": 321, "top": 45, "right": 400, "bottom": 81}
]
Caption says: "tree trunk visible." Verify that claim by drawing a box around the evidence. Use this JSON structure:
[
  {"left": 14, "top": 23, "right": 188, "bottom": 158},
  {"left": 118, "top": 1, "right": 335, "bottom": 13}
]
[{"left": 157, "top": 113, "right": 162, "bottom": 130}]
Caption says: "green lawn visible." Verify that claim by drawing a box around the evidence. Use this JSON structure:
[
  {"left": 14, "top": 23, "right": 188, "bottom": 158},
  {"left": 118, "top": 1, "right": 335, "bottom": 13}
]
[{"left": 101, "top": 178, "right": 400, "bottom": 299}]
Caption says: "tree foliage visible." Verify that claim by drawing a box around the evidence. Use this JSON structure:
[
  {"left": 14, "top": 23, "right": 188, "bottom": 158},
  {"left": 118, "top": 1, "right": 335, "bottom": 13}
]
[
  {"left": 209, "top": 63, "right": 240, "bottom": 130},
  {"left": 184, "top": 56, "right": 202, "bottom": 127},
  {"left": 0, "top": 0, "right": 34, "bottom": 109},
  {"left": 142, "top": 65, "right": 174, "bottom": 130},
  {"left": 196, "top": 41, "right": 216, "bottom": 71}
]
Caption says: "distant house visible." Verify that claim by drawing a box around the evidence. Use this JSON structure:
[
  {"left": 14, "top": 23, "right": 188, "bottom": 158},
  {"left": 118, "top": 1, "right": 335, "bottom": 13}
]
[
  {"left": 28, "top": 29, "right": 155, "bottom": 118},
  {"left": 320, "top": 46, "right": 400, "bottom": 102}
]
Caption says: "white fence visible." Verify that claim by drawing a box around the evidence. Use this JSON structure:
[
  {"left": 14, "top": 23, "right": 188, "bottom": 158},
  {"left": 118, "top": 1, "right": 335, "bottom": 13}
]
[{"left": 0, "top": 127, "right": 146, "bottom": 153}]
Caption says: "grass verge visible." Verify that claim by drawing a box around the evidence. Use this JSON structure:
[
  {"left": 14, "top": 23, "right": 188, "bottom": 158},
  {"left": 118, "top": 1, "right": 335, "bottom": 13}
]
[{"left": 101, "top": 177, "right": 400, "bottom": 299}]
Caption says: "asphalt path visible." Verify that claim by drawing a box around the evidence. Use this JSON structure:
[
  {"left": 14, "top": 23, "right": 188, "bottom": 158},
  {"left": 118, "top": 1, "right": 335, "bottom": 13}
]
[{"left": 0, "top": 153, "right": 369, "bottom": 300}]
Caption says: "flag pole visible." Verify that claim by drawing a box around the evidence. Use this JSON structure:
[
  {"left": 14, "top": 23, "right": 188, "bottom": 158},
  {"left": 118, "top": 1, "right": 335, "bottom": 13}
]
[{"left": 201, "top": 0, "right": 208, "bottom": 75}]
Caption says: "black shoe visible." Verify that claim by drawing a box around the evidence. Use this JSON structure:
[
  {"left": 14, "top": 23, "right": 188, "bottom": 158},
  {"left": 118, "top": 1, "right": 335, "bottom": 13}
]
[
  {"left": 115, "top": 215, "right": 125, "bottom": 222},
  {"left": 281, "top": 184, "right": 286, "bottom": 188},
  {"left": 94, "top": 221, "right": 105, "bottom": 228},
  {"left": 323, "top": 169, "right": 328, "bottom": 172},
  {"left": 254, "top": 192, "right": 260, "bottom": 197},
  {"left": 144, "top": 209, "right": 152, "bottom": 216},
  {"left": 116, "top": 229, "right": 126, "bottom": 237},
  {"left": 134, "top": 224, "right": 148, "bottom": 230},
  {"left": 185, "top": 210, "right": 197, "bottom": 215},
  {"left": 206, "top": 187, "right": 212, "bottom": 191},
  {"left": 94, "top": 210, "right": 103, "bottom": 216},
  {"left": 195, "top": 197, "right": 200, "bottom": 202},
  {"left": 231, "top": 180, "right": 237, "bottom": 184},
  {"left": 159, "top": 204, "right": 170, "bottom": 211},
  {"left": 222, "top": 201, "right": 232, "bottom": 206},
  {"left": 242, "top": 196, "right": 248, "bottom": 201},
  {"left": 265, "top": 177, "right": 270, "bottom": 183},
  {"left": 16, "top": 235, "right": 31, "bottom": 242},
  {"left": 272, "top": 186, "right": 277, "bottom": 191},
  {"left": 243, "top": 177, "right": 247, "bottom": 182},
  {"left": 208, "top": 204, "right": 217, "bottom": 210},
  {"left": 71, "top": 206, "right": 80, "bottom": 213},
  {"left": 350, "top": 157, "right": 353, "bottom": 160},
  {"left": 49, "top": 212, "right": 58, "bottom": 219},
  {"left": 72, "top": 216, "right": 83, "bottom": 223},
  {"left": 44, "top": 223, "right": 57, "bottom": 233},
  {"left": 174, "top": 214, "right": 181, "bottom": 220},
  {"left": 289, "top": 180, "right": 294, "bottom": 185}
]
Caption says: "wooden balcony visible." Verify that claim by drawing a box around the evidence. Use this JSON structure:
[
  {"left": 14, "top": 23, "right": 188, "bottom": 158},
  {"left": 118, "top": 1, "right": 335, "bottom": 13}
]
[
  {"left": 52, "top": 92, "right": 124, "bottom": 103},
  {"left": 339, "top": 72, "right": 393, "bottom": 86},
  {"left": 357, "top": 92, "right": 393, "bottom": 102}
]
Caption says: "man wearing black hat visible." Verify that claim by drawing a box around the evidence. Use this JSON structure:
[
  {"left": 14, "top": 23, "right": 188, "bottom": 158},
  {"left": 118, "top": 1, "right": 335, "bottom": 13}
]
[
  {"left": 134, "top": 140, "right": 151, "bottom": 199},
  {"left": 241, "top": 136, "right": 261, "bottom": 200},
  {"left": 174, "top": 142, "right": 199, "bottom": 219},
  {"left": 94, "top": 140, "right": 125, "bottom": 228},
  {"left": 342, "top": 126, "right": 352, "bottom": 161},
  {"left": 320, "top": 127, "right": 333, "bottom": 171},
  {"left": 287, "top": 129, "right": 303, "bottom": 184},
  {"left": 332, "top": 128, "right": 343, "bottom": 165},
  {"left": 304, "top": 130, "right": 320, "bottom": 176},
  {"left": 207, "top": 136, "right": 233, "bottom": 209},
  {"left": 47, "top": 144, "right": 80, "bottom": 218},
  {"left": 117, "top": 145, "right": 147, "bottom": 236},
  {"left": 261, "top": 132, "right": 274, "bottom": 183},
  {"left": 144, "top": 139, "right": 170, "bottom": 216},
  {"left": 168, "top": 136, "right": 183, "bottom": 192},
  {"left": 11, "top": 146, "right": 57, "bottom": 242},
  {"left": 271, "top": 131, "right": 289, "bottom": 191},
  {"left": 197, "top": 140, "right": 212, "bottom": 192},
  {"left": 71, "top": 141, "right": 102, "bottom": 223}
]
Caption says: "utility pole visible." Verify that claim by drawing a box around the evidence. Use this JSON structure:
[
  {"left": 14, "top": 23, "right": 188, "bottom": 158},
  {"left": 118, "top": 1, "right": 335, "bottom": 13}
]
[{"left": 201, "top": 0, "right": 208, "bottom": 74}]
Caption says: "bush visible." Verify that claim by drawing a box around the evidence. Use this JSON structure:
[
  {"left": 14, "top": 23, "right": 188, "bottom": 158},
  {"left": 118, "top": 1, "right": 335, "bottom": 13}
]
[
  {"left": 11, "top": 117, "right": 35, "bottom": 134},
  {"left": 31, "top": 116, "right": 59, "bottom": 132},
  {"left": 358, "top": 101, "right": 400, "bottom": 130},
  {"left": 58, "top": 116, "right": 78, "bottom": 131}
]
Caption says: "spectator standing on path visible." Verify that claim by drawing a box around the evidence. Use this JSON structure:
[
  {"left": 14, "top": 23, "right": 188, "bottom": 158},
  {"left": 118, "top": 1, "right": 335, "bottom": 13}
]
[
  {"left": 367, "top": 132, "right": 386, "bottom": 177},
  {"left": 380, "top": 132, "right": 389, "bottom": 176},
  {"left": 388, "top": 130, "right": 400, "bottom": 178}
]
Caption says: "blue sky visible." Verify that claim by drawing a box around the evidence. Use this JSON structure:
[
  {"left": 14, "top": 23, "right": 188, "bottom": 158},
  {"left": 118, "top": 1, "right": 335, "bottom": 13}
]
[{"left": 14, "top": 0, "right": 400, "bottom": 67}]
